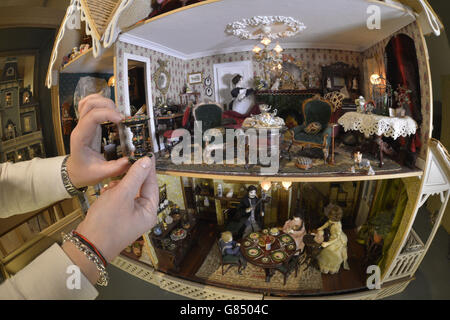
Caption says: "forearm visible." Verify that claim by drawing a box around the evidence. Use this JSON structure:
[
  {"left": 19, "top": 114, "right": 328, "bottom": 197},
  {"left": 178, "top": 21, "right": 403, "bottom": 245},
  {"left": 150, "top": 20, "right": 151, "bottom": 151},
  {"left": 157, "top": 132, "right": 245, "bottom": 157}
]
[
  {"left": 0, "top": 157, "right": 70, "bottom": 218},
  {"left": 61, "top": 242, "right": 100, "bottom": 285},
  {"left": 0, "top": 243, "right": 98, "bottom": 300}
]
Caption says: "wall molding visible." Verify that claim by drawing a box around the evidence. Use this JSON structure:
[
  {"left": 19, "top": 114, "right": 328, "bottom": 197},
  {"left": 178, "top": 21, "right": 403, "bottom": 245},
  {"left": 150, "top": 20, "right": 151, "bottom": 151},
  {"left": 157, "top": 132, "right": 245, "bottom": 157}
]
[{"left": 119, "top": 33, "right": 365, "bottom": 62}]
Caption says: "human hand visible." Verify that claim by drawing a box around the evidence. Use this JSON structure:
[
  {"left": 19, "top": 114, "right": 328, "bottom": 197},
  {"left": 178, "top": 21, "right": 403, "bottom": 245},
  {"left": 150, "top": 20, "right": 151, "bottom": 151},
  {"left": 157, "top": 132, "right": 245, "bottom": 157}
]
[
  {"left": 245, "top": 207, "right": 252, "bottom": 213},
  {"left": 67, "top": 94, "right": 130, "bottom": 188},
  {"left": 75, "top": 156, "right": 159, "bottom": 263}
]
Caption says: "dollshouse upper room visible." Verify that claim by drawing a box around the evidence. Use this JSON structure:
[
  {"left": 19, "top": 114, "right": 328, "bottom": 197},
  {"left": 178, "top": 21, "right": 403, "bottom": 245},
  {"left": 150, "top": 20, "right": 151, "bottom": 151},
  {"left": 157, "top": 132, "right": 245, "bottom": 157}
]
[{"left": 46, "top": 0, "right": 443, "bottom": 180}]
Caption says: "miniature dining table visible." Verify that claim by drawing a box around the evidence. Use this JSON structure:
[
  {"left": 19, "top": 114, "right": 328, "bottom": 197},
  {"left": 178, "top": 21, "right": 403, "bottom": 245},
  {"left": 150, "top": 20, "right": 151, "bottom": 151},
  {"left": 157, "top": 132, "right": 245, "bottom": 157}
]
[
  {"left": 338, "top": 112, "right": 417, "bottom": 167},
  {"left": 240, "top": 229, "right": 297, "bottom": 282}
]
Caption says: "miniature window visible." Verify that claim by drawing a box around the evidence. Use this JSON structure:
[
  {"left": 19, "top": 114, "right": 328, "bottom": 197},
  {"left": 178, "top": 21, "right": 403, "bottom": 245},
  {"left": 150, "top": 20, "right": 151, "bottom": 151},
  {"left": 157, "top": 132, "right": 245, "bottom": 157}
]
[{"left": 5, "top": 92, "right": 12, "bottom": 107}]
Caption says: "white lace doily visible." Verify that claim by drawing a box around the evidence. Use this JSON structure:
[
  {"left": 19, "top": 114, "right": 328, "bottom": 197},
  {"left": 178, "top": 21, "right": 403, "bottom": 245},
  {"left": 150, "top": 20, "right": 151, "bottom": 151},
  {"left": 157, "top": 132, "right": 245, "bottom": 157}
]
[{"left": 338, "top": 112, "right": 418, "bottom": 140}]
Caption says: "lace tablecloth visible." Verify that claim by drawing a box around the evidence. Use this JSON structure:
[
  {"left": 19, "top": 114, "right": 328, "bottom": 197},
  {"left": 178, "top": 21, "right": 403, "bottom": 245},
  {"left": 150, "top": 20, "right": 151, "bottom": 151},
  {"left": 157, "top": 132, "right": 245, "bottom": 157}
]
[{"left": 338, "top": 112, "right": 418, "bottom": 139}]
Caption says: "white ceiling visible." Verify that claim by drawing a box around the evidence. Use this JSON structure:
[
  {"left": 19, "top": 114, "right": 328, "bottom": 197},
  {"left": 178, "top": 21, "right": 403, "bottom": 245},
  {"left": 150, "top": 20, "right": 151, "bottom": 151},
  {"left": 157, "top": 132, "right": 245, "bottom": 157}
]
[{"left": 122, "top": 0, "right": 416, "bottom": 59}]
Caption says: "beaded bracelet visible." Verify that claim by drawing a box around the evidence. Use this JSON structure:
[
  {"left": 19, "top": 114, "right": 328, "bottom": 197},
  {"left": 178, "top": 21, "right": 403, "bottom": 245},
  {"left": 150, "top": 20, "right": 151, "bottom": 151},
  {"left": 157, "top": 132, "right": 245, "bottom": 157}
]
[
  {"left": 62, "top": 231, "right": 109, "bottom": 286},
  {"left": 72, "top": 231, "right": 108, "bottom": 267}
]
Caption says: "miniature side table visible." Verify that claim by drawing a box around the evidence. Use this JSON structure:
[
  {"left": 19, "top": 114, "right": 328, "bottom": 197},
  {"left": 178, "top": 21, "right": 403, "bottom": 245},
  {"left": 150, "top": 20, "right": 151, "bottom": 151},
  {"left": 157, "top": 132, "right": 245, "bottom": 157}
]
[{"left": 338, "top": 112, "right": 417, "bottom": 167}]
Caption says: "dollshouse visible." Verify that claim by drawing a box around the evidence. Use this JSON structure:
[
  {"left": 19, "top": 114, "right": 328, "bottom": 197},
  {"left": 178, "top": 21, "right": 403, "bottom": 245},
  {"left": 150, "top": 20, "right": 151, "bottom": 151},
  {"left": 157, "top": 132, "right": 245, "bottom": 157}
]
[{"left": 44, "top": 0, "right": 449, "bottom": 299}]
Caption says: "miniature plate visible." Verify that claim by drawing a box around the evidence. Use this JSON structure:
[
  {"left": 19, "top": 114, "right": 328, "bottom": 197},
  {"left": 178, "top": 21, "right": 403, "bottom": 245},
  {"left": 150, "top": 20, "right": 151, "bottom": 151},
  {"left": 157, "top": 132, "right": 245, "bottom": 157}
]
[
  {"left": 170, "top": 228, "right": 187, "bottom": 241},
  {"left": 269, "top": 228, "right": 280, "bottom": 236},
  {"left": 165, "top": 216, "right": 174, "bottom": 224},
  {"left": 280, "top": 234, "right": 294, "bottom": 244},
  {"left": 271, "top": 250, "right": 287, "bottom": 262},
  {"left": 246, "top": 247, "right": 262, "bottom": 257},
  {"left": 287, "top": 244, "right": 296, "bottom": 251},
  {"left": 262, "top": 229, "right": 269, "bottom": 234},
  {"left": 167, "top": 243, "right": 176, "bottom": 251},
  {"left": 261, "top": 257, "right": 270, "bottom": 264},
  {"left": 243, "top": 241, "right": 252, "bottom": 247},
  {"left": 249, "top": 232, "right": 260, "bottom": 240}
]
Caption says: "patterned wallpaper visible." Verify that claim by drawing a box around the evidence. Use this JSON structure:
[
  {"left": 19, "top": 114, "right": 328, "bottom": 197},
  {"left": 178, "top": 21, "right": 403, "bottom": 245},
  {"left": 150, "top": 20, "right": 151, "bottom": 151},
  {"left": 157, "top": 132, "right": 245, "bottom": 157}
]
[
  {"left": 186, "top": 48, "right": 362, "bottom": 102},
  {"left": 115, "top": 41, "right": 187, "bottom": 109},
  {"left": 114, "top": 41, "right": 363, "bottom": 108},
  {"left": 362, "top": 22, "right": 432, "bottom": 159},
  {"left": 115, "top": 26, "right": 431, "bottom": 159}
]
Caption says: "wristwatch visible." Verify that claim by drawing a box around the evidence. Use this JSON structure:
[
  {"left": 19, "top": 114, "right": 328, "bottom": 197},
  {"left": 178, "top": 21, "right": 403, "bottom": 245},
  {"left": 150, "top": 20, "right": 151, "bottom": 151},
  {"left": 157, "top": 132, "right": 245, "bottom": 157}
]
[{"left": 61, "top": 156, "right": 87, "bottom": 196}]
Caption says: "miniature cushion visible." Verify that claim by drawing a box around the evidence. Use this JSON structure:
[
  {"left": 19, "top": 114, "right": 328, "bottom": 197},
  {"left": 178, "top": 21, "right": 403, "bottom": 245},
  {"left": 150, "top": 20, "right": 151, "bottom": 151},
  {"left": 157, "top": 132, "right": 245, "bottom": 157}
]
[{"left": 304, "top": 122, "right": 322, "bottom": 135}]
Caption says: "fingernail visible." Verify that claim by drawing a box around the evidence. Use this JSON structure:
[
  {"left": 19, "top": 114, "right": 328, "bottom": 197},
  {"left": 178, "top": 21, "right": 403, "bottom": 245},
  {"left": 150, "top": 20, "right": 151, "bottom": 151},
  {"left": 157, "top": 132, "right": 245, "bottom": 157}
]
[{"left": 140, "top": 156, "right": 151, "bottom": 169}]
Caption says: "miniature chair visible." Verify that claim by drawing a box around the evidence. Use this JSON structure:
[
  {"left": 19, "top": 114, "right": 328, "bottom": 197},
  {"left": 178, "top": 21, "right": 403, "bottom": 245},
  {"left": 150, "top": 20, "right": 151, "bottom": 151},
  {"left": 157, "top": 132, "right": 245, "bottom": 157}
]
[
  {"left": 289, "top": 96, "right": 334, "bottom": 164},
  {"left": 274, "top": 248, "right": 302, "bottom": 285},
  {"left": 216, "top": 239, "right": 242, "bottom": 275},
  {"left": 163, "top": 105, "right": 192, "bottom": 153}
]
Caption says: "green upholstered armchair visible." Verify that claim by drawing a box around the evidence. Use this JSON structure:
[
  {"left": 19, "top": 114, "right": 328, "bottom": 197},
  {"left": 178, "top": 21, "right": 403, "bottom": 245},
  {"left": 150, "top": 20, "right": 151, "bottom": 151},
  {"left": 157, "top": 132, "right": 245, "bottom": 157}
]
[{"left": 289, "top": 97, "right": 335, "bottom": 164}]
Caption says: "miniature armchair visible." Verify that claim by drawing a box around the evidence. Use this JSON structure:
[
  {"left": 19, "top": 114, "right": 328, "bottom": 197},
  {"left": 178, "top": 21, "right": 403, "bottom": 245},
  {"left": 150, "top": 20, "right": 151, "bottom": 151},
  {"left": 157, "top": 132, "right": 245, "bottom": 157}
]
[
  {"left": 192, "top": 102, "right": 237, "bottom": 133},
  {"left": 289, "top": 96, "right": 334, "bottom": 164}
]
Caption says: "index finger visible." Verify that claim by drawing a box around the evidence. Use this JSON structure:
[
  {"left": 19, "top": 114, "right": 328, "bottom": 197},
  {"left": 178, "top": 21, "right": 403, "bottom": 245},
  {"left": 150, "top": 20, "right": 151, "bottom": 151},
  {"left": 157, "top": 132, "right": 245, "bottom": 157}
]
[
  {"left": 75, "top": 107, "right": 124, "bottom": 142},
  {"left": 78, "top": 95, "right": 117, "bottom": 119}
]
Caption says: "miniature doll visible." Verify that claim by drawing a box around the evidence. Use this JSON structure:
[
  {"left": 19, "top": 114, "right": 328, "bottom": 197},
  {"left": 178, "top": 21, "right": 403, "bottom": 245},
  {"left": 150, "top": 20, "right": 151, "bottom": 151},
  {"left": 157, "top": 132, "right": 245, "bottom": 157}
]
[
  {"left": 238, "top": 185, "right": 264, "bottom": 238},
  {"left": 229, "top": 74, "right": 254, "bottom": 114},
  {"left": 316, "top": 204, "right": 350, "bottom": 274},
  {"left": 218, "top": 231, "right": 247, "bottom": 270},
  {"left": 355, "top": 96, "right": 366, "bottom": 113},
  {"left": 282, "top": 211, "right": 306, "bottom": 253}
]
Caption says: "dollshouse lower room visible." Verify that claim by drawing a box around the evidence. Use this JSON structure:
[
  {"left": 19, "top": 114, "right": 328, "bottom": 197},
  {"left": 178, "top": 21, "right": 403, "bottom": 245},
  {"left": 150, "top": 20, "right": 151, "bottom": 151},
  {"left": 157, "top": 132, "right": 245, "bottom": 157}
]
[{"left": 118, "top": 177, "right": 415, "bottom": 298}]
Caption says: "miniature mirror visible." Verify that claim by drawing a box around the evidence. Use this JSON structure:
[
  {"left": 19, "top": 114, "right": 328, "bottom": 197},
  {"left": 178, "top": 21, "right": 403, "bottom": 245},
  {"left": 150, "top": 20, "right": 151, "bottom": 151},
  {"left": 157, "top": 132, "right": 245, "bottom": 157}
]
[{"left": 153, "top": 59, "right": 171, "bottom": 97}]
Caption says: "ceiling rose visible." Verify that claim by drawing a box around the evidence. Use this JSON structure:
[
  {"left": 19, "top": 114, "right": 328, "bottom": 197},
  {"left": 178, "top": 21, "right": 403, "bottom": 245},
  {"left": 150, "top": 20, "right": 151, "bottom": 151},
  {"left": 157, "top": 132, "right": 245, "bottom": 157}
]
[{"left": 225, "top": 16, "right": 306, "bottom": 40}]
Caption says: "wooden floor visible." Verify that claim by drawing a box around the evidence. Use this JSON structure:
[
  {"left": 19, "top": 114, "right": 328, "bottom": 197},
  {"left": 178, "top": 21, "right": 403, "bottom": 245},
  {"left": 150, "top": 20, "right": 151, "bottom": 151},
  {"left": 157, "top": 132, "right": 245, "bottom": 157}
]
[{"left": 155, "top": 221, "right": 367, "bottom": 297}]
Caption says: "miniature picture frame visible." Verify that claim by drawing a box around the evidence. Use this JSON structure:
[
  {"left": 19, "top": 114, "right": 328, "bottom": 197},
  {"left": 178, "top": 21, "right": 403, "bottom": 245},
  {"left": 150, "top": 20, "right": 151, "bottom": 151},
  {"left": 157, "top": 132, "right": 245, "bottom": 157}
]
[{"left": 188, "top": 72, "right": 202, "bottom": 85}]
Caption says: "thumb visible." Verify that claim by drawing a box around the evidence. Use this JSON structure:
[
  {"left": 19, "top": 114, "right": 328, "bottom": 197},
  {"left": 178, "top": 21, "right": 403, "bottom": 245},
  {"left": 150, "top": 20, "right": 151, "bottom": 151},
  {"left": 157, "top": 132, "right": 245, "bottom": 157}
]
[{"left": 117, "top": 157, "right": 152, "bottom": 200}]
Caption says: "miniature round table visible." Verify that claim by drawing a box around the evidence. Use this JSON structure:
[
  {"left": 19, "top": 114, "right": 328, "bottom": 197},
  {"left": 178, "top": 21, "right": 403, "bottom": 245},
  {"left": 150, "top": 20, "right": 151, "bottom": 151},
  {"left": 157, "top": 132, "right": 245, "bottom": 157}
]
[
  {"left": 240, "top": 229, "right": 297, "bottom": 282},
  {"left": 338, "top": 112, "right": 417, "bottom": 167}
]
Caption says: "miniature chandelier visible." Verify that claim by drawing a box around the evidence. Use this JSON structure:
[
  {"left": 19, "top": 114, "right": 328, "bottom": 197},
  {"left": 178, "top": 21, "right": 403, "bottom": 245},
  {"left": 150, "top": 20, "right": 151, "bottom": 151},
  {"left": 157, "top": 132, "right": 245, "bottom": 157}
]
[{"left": 226, "top": 16, "right": 306, "bottom": 87}]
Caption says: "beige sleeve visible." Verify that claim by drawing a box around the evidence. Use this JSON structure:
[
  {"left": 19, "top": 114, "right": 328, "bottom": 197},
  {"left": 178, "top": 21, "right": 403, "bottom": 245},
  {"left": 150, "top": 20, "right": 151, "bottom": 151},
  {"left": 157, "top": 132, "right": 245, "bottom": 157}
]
[
  {"left": 0, "top": 156, "right": 71, "bottom": 218},
  {"left": 0, "top": 243, "right": 98, "bottom": 300}
]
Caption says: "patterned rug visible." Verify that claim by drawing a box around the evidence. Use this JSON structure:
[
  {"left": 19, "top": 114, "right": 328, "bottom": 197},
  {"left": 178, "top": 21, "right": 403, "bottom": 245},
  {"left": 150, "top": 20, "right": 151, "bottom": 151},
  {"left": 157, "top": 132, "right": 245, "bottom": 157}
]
[{"left": 195, "top": 244, "right": 322, "bottom": 291}]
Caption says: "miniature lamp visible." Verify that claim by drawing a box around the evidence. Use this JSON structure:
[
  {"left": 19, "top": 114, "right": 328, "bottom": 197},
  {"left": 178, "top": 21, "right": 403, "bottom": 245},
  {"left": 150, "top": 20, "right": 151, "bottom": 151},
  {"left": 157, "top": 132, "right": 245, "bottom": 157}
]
[
  {"left": 252, "top": 45, "right": 262, "bottom": 54},
  {"left": 273, "top": 43, "right": 283, "bottom": 54},
  {"left": 260, "top": 181, "right": 272, "bottom": 192},
  {"left": 370, "top": 74, "right": 382, "bottom": 85},
  {"left": 261, "top": 37, "right": 272, "bottom": 46},
  {"left": 108, "top": 76, "right": 116, "bottom": 87},
  {"left": 281, "top": 181, "right": 292, "bottom": 190}
]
